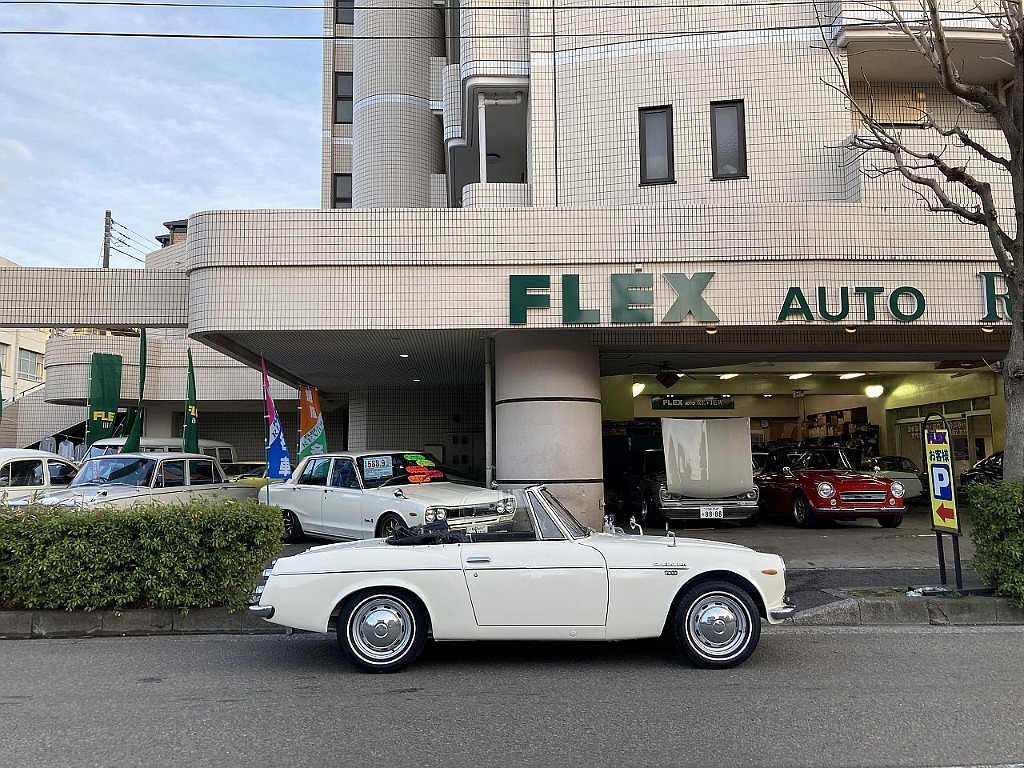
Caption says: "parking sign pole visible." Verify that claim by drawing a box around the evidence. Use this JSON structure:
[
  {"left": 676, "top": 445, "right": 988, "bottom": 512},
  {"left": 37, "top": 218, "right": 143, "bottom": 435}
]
[{"left": 922, "top": 412, "right": 964, "bottom": 591}]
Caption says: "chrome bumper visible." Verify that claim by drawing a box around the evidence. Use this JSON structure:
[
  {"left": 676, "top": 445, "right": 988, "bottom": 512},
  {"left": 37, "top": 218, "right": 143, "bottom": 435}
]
[
  {"left": 248, "top": 604, "right": 275, "bottom": 620},
  {"left": 770, "top": 603, "right": 797, "bottom": 621}
]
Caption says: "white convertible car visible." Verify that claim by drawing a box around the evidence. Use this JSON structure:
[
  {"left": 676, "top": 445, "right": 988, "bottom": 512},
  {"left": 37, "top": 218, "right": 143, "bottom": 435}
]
[
  {"left": 258, "top": 450, "right": 516, "bottom": 542},
  {"left": 250, "top": 485, "right": 795, "bottom": 672},
  {"left": 17, "top": 452, "right": 258, "bottom": 508}
]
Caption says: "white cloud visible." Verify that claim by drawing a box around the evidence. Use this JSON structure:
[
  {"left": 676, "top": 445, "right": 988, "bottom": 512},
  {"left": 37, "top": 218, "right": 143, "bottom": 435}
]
[{"left": 0, "top": 139, "right": 34, "bottom": 161}]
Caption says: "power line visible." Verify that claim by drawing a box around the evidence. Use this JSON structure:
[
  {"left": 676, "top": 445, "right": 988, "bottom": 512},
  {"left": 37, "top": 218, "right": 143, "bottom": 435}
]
[{"left": 111, "top": 221, "right": 158, "bottom": 251}]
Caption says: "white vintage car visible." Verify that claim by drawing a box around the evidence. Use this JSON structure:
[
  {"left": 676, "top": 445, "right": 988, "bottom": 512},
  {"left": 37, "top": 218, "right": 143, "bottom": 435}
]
[
  {"left": 16, "top": 452, "right": 258, "bottom": 508},
  {"left": 258, "top": 450, "right": 516, "bottom": 542},
  {"left": 250, "top": 485, "right": 795, "bottom": 672},
  {"left": 0, "top": 448, "right": 79, "bottom": 504}
]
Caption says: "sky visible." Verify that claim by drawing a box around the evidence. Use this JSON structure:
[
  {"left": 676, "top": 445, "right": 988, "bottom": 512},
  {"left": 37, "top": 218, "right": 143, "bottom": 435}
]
[{"left": 0, "top": 1, "right": 323, "bottom": 268}]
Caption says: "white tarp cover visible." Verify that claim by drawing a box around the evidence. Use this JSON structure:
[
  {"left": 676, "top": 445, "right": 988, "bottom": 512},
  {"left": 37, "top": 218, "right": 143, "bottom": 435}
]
[{"left": 662, "top": 418, "right": 753, "bottom": 497}]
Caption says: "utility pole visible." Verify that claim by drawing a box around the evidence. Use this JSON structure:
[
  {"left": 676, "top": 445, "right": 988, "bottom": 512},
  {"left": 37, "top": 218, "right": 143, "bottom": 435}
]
[{"left": 102, "top": 210, "right": 111, "bottom": 269}]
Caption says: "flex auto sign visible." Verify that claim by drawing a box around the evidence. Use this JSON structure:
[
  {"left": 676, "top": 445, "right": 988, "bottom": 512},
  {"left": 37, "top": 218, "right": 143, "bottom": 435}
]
[{"left": 508, "top": 271, "right": 1013, "bottom": 325}]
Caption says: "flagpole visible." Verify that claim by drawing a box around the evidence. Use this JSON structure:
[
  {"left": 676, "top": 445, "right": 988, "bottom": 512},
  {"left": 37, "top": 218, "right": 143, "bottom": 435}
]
[{"left": 262, "top": 354, "right": 270, "bottom": 500}]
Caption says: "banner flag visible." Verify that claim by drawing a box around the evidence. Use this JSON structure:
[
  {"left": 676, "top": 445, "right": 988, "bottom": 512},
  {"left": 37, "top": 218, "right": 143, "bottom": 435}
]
[
  {"left": 298, "top": 385, "right": 328, "bottom": 462},
  {"left": 85, "top": 353, "right": 123, "bottom": 447},
  {"left": 114, "top": 407, "right": 137, "bottom": 438},
  {"left": 182, "top": 348, "right": 199, "bottom": 453},
  {"left": 262, "top": 356, "right": 292, "bottom": 479},
  {"left": 122, "top": 329, "right": 147, "bottom": 452}
]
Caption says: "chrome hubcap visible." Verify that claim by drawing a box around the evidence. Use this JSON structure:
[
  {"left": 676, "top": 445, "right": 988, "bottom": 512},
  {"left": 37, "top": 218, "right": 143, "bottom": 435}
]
[
  {"left": 687, "top": 592, "right": 749, "bottom": 659},
  {"left": 350, "top": 597, "right": 414, "bottom": 662}
]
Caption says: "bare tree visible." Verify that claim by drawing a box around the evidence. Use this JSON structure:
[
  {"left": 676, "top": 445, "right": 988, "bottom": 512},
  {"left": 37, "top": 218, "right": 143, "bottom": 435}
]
[{"left": 825, "top": 0, "right": 1023, "bottom": 478}]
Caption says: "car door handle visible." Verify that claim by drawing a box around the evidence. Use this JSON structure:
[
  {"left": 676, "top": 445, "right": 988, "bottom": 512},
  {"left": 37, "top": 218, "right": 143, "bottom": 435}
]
[{"left": 466, "top": 556, "right": 490, "bottom": 564}]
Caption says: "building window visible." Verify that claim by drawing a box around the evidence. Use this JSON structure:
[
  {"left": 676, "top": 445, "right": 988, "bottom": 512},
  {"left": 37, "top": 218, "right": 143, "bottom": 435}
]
[
  {"left": 336, "top": 0, "right": 354, "bottom": 25},
  {"left": 639, "top": 106, "right": 674, "bottom": 185},
  {"left": 0, "top": 342, "right": 8, "bottom": 373},
  {"left": 333, "top": 174, "right": 352, "bottom": 208},
  {"left": 334, "top": 72, "right": 353, "bottom": 124},
  {"left": 711, "top": 100, "right": 747, "bottom": 179},
  {"left": 17, "top": 348, "right": 42, "bottom": 380}
]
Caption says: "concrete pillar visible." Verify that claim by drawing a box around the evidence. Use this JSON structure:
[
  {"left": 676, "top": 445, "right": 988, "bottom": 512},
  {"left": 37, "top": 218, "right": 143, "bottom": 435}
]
[{"left": 493, "top": 330, "right": 604, "bottom": 528}]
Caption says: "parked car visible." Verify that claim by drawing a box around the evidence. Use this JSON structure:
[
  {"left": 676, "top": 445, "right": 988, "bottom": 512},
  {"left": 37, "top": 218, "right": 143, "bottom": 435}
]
[
  {"left": 625, "top": 448, "right": 760, "bottom": 527},
  {"left": 865, "top": 455, "right": 927, "bottom": 501},
  {"left": 221, "top": 461, "right": 267, "bottom": 479},
  {"left": 0, "top": 448, "right": 79, "bottom": 504},
  {"left": 249, "top": 485, "right": 795, "bottom": 672},
  {"left": 959, "top": 451, "right": 1002, "bottom": 488},
  {"left": 83, "top": 436, "right": 237, "bottom": 465},
  {"left": 756, "top": 447, "right": 905, "bottom": 528},
  {"left": 13, "top": 452, "right": 258, "bottom": 508},
  {"left": 258, "top": 450, "right": 517, "bottom": 543}
]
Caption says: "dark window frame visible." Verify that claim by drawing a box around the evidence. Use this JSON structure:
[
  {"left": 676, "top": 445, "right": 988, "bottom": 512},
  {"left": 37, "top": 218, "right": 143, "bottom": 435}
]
[
  {"left": 710, "top": 99, "right": 748, "bottom": 180},
  {"left": 335, "top": 0, "right": 354, "bottom": 25},
  {"left": 334, "top": 71, "right": 353, "bottom": 124},
  {"left": 333, "top": 173, "right": 352, "bottom": 209},
  {"left": 638, "top": 105, "right": 675, "bottom": 185}
]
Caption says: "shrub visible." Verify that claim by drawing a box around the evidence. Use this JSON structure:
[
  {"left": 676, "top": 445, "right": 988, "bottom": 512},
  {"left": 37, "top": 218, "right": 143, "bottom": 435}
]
[
  {"left": 966, "top": 480, "right": 1024, "bottom": 608},
  {"left": 0, "top": 498, "right": 282, "bottom": 612}
]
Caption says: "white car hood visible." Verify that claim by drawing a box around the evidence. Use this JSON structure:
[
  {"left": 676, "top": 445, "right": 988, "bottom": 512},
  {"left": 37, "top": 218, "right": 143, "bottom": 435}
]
[
  {"left": 366, "top": 481, "right": 503, "bottom": 505},
  {"left": 30, "top": 484, "right": 150, "bottom": 506}
]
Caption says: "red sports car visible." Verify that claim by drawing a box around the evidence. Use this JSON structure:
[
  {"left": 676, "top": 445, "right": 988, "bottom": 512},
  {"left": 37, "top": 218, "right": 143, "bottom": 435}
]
[{"left": 755, "top": 447, "right": 905, "bottom": 528}]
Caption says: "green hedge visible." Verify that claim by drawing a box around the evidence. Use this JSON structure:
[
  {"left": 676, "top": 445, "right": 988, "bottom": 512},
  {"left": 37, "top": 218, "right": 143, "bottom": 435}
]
[
  {"left": 966, "top": 480, "right": 1024, "bottom": 608},
  {"left": 0, "top": 498, "right": 282, "bottom": 612}
]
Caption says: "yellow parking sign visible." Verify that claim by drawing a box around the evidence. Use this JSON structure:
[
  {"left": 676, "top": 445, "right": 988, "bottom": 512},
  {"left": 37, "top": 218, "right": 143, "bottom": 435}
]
[{"left": 925, "top": 427, "right": 961, "bottom": 533}]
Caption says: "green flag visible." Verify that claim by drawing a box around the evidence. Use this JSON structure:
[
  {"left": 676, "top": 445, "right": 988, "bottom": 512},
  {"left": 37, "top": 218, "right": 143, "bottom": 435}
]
[
  {"left": 182, "top": 348, "right": 199, "bottom": 453},
  {"left": 85, "top": 353, "right": 123, "bottom": 447},
  {"left": 122, "top": 329, "right": 146, "bottom": 453}
]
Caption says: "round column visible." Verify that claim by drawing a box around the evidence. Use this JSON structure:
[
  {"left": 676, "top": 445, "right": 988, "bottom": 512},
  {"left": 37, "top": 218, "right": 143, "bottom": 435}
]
[
  {"left": 494, "top": 330, "right": 604, "bottom": 528},
  {"left": 352, "top": 0, "right": 443, "bottom": 207}
]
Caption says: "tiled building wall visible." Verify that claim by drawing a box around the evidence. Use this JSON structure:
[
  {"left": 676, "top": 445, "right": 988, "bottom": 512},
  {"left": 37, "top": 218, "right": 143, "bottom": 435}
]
[{"left": 347, "top": 386, "right": 485, "bottom": 455}]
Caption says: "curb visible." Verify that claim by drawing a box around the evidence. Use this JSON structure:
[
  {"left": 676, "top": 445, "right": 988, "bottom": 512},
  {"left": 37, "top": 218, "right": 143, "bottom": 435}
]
[
  {"left": 2, "top": 596, "right": 1023, "bottom": 639},
  {"left": 0, "top": 607, "right": 287, "bottom": 640},
  {"left": 787, "top": 595, "right": 1024, "bottom": 627}
]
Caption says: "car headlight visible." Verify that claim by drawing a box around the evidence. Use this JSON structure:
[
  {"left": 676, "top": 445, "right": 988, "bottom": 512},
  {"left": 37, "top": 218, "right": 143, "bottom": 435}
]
[
  {"left": 890, "top": 481, "right": 905, "bottom": 498},
  {"left": 816, "top": 482, "right": 835, "bottom": 499},
  {"left": 659, "top": 485, "right": 671, "bottom": 502},
  {"left": 496, "top": 495, "right": 516, "bottom": 514},
  {"left": 424, "top": 508, "right": 447, "bottom": 523}
]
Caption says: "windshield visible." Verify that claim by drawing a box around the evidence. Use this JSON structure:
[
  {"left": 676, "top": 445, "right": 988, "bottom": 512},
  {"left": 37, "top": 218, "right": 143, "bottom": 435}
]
[
  {"left": 532, "top": 487, "right": 590, "bottom": 539},
  {"left": 70, "top": 457, "right": 157, "bottom": 488},
  {"left": 359, "top": 452, "right": 446, "bottom": 489},
  {"left": 791, "top": 450, "right": 854, "bottom": 471}
]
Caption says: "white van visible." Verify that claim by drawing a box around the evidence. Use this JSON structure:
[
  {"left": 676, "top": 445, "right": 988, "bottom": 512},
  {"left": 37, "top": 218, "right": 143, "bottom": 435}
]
[{"left": 83, "top": 437, "right": 237, "bottom": 465}]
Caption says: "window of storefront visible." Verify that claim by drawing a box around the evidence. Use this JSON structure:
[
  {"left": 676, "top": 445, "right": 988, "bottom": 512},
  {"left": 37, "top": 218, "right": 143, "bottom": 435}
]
[
  {"left": 711, "top": 100, "right": 747, "bottom": 179},
  {"left": 894, "top": 397, "right": 994, "bottom": 476}
]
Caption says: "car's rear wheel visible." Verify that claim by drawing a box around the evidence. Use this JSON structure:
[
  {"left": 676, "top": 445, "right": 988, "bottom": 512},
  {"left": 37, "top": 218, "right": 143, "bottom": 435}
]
[
  {"left": 791, "top": 493, "right": 817, "bottom": 528},
  {"left": 639, "top": 496, "right": 662, "bottom": 526},
  {"left": 282, "top": 510, "right": 304, "bottom": 543},
  {"left": 337, "top": 590, "right": 427, "bottom": 673},
  {"left": 375, "top": 513, "right": 403, "bottom": 539},
  {"left": 670, "top": 580, "right": 761, "bottom": 669},
  {"left": 877, "top": 513, "right": 903, "bottom": 528}
]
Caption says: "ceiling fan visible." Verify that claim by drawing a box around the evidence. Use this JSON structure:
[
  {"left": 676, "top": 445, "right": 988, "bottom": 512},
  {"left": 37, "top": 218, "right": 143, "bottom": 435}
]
[{"left": 627, "top": 361, "right": 697, "bottom": 388}]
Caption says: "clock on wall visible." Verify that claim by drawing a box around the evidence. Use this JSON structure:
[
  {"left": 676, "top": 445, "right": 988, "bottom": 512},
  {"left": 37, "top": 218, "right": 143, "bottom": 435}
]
[{"left": 759, "top": 419, "right": 770, "bottom": 429}]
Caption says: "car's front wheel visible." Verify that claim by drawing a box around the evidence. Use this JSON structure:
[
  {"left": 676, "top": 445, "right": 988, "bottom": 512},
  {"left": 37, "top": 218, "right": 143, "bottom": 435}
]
[
  {"left": 670, "top": 580, "right": 761, "bottom": 669},
  {"left": 282, "top": 510, "right": 304, "bottom": 543},
  {"left": 877, "top": 513, "right": 903, "bottom": 528},
  {"left": 791, "top": 493, "right": 817, "bottom": 528},
  {"left": 337, "top": 590, "right": 427, "bottom": 673},
  {"left": 375, "top": 513, "right": 403, "bottom": 538},
  {"left": 639, "top": 496, "right": 662, "bottom": 525}
]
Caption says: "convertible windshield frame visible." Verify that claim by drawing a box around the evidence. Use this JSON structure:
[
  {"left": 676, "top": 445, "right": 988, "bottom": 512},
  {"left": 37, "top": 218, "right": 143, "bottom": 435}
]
[{"left": 529, "top": 486, "right": 590, "bottom": 540}]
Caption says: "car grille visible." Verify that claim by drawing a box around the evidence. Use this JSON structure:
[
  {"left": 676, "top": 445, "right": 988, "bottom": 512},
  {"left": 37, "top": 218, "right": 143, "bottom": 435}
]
[
  {"left": 446, "top": 504, "right": 505, "bottom": 520},
  {"left": 839, "top": 491, "right": 887, "bottom": 503}
]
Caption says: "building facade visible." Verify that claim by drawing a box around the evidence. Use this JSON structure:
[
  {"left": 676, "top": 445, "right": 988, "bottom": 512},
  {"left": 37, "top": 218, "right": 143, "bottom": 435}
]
[{"left": 0, "top": 0, "right": 1015, "bottom": 525}]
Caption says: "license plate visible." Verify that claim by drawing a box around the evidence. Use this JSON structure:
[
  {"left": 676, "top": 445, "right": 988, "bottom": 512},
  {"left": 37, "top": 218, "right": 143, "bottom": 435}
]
[
  {"left": 468, "top": 524, "right": 488, "bottom": 533},
  {"left": 700, "top": 506, "right": 724, "bottom": 519}
]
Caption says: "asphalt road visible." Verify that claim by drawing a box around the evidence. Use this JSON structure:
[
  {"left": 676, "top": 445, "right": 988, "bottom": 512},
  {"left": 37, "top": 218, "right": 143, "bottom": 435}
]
[{"left": 3, "top": 626, "right": 1022, "bottom": 768}]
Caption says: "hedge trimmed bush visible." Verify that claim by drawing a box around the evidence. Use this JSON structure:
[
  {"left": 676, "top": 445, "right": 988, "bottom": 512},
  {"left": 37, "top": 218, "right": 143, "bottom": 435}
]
[
  {"left": 0, "top": 498, "right": 282, "bottom": 612},
  {"left": 966, "top": 480, "right": 1024, "bottom": 608}
]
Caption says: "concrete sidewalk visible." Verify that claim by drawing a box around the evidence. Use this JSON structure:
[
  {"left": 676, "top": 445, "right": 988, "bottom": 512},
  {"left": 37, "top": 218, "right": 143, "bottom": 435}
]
[{"left": 2, "top": 504, "right": 1021, "bottom": 639}]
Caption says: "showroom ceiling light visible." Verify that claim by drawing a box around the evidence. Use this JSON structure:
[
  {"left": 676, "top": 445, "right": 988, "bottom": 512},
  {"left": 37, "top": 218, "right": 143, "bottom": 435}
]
[
  {"left": 788, "top": 373, "right": 812, "bottom": 380},
  {"left": 632, "top": 382, "right": 646, "bottom": 397},
  {"left": 763, "top": 394, "right": 773, "bottom": 398},
  {"left": 981, "top": 325, "right": 995, "bottom": 333},
  {"left": 839, "top": 373, "right": 865, "bottom": 380},
  {"left": 844, "top": 325, "right": 857, "bottom": 333},
  {"left": 865, "top": 384, "right": 884, "bottom": 398},
  {"left": 719, "top": 373, "right": 738, "bottom": 380},
  {"left": 705, "top": 325, "right": 718, "bottom": 335}
]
